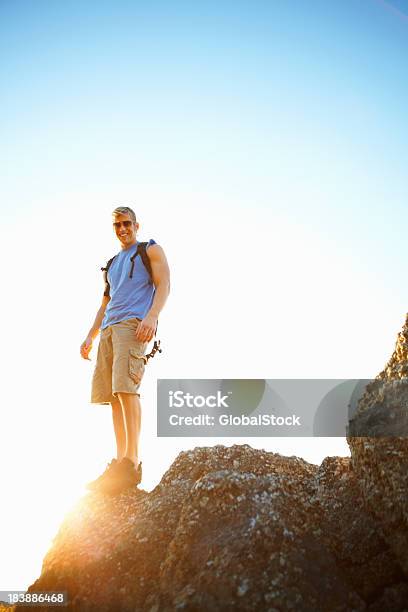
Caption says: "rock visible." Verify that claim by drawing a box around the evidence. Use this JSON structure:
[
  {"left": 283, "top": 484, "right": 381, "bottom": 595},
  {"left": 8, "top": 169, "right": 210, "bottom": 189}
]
[
  {"left": 316, "top": 456, "right": 404, "bottom": 602},
  {"left": 155, "top": 463, "right": 363, "bottom": 612},
  {"left": 15, "top": 443, "right": 407, "bottom": 611},
  {"left": 367, "top": 582, "right": 408, "bottom": 612},
  {"left": 347, "top": 313, "right": 408, "bottom": 576}
]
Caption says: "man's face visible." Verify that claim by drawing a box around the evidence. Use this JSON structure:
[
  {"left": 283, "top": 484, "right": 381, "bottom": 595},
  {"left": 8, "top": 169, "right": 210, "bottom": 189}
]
[{"left": 112, "top": 212, "right": 139, "bottom": 248}]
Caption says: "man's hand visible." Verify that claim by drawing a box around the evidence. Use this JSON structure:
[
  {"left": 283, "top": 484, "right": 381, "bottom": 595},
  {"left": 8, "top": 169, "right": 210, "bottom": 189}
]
[
  {"left": 80, "top": 336, "right": 93, "bottom": 360},
  {"left": 135, "top": 313, "right": 157, "bottom": 343}
]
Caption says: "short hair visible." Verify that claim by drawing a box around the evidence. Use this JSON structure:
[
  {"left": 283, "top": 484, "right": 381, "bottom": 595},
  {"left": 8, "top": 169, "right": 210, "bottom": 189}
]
[{"left": 112, "top": 206, "right": 137, "bottom": 223}]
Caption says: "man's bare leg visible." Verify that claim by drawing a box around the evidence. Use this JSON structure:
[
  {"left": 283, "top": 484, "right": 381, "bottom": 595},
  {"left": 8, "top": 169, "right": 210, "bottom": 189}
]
[
  {"left": 116, "top": 392, "right": 141, "bottom": 466},
  {"left": 111, "top": 397, "right": 127, "bottom": 461}
]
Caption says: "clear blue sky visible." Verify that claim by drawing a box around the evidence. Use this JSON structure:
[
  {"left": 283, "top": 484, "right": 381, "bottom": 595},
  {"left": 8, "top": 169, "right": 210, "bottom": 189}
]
[
  {"left": 1, "top": 0, "right": 407, "bottom": 281},
  {"left": 0, "top": 0, "right": 408, "bottom": 222},
  {"left": 1, "top": 0, "right": 407, "bottom": 591}
]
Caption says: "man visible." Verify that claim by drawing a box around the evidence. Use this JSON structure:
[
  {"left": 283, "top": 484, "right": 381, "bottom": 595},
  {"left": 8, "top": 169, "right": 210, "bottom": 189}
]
[{"left": 80, "top": 206, "right": 170, "bottom": 494}]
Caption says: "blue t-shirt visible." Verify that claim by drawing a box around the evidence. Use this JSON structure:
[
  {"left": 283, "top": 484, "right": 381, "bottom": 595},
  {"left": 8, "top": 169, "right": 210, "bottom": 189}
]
[{"left": 101, "top": 239, "right": 156, "bottom": 329}]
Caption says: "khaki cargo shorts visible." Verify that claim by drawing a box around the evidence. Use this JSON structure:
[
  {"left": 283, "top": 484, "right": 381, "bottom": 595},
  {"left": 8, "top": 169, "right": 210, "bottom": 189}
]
[{"left": 91, "top": 318, "right": 148, "bottom": 405}]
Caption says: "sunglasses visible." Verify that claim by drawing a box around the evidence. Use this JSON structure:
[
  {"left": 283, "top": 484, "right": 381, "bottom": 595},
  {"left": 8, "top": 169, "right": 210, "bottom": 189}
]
[{"left": 113, "top": 220, "right": 134, "bottom": 229}]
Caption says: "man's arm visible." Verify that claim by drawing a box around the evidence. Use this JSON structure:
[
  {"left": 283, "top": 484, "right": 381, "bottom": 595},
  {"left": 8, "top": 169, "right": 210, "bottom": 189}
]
[
  {"left": 80, "top": 294, "right": 111, "bottom": 360},
  {"left": 135, "top": 244, "right": 170, "bottom": 343}
]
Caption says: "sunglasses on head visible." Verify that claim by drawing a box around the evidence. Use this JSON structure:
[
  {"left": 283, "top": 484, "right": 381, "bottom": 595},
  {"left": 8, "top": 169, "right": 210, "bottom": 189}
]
[{"left": 113, "top": 220, "right": 133, "bottom": 229}]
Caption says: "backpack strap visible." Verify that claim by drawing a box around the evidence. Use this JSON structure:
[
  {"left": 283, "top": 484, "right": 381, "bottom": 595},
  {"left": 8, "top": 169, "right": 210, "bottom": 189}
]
[
  {"left": 101, "top": 255, "right": 116, "bottom": 297},
  {"left": 129, "top": 242, "right": 153, "bottom": 282}
]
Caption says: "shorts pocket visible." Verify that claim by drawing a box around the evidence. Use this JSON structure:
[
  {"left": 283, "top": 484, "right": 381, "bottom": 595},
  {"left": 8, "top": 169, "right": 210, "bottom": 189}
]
[
  {"left": 128, "top": 348, "right": 146, "bottom": 385},
  {"left": 125, "top": 318, "right": 142, "bottom": 332}
]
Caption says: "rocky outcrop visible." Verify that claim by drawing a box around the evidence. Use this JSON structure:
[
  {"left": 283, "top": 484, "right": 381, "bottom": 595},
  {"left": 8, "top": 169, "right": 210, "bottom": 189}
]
[
  {"left": 155, "top": 452, "right": 361, "bottom": 612},
  {"left": 347, "top": 314, "right": 408, "bottom": 578},
  {"left": 315, "top": 456, "right": 405, "bottom": 604},
  {"left": 18, "top": 315, "right": 408, "bottom": 611},
  {"left": 18, "top": 444, "right": 406, "bottom": 612}
]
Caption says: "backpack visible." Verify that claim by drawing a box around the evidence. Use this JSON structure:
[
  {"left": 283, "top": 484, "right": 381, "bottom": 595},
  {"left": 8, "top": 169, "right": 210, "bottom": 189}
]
[{"left": 101, "top": 241, "right": 162, "bottom": 361}]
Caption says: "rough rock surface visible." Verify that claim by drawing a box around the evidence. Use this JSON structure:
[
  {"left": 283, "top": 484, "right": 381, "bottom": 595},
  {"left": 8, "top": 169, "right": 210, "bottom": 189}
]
[
  {"left": 315, "top": 456, "right": 405, "bottom": 604},
  {"left": 347, "top": 314, "right": 408, "bottom": 577},
  {"left": 17, "top": 315, "right": 408, "bottom": 611},
  {"left": 16, "top": 445, "right": 406, "bottom": 612}
]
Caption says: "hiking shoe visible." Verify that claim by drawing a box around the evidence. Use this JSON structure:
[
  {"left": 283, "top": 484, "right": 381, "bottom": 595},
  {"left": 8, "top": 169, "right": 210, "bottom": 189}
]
[
  {"left": 99, "top": 458, "right": 143, "bottom": 495},
  {"left": 86, "top": 458, "right": 119, "bottom": 491}
]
